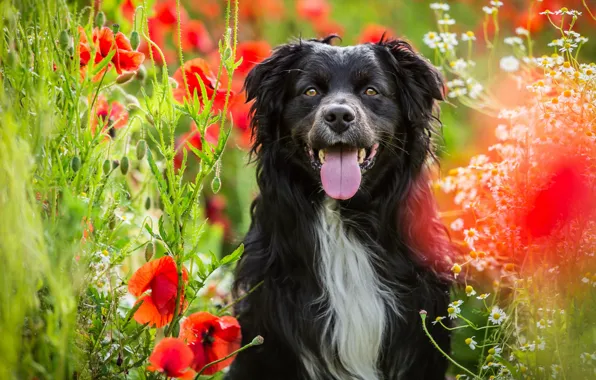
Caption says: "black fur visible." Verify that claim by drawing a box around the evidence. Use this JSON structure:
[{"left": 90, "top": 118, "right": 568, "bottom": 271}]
[{"left": 227, "top": 36, "right": 453, "bottom": 380}]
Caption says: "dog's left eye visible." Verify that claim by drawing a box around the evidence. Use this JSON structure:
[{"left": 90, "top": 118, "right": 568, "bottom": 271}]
[
  {"left": 364, "top": 88, "right": 378, "bottom": 96},
  {"left": 304, "top": 88, "right": 318, "bottom": 97}
]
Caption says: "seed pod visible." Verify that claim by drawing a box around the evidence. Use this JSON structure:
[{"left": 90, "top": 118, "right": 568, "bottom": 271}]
[
  {"left": 144, "top": 196, "right": 151, "bottom": 210},
  {"left": 211, "top": 175, "right": 221, "bottom": 193},
  {"left": 144, "top": 242, "right": 154, "bottom": 262},
  {"left": 66, "top": 45, "right": 74, "bottom": 57},
  {"left": 136, "top": 140, "right": 147, "bottom": 160},
  {"left": 111, "top": 24, "right": 120, "bottom": 34},
  {"left": 130, "top": 31, "right": 140, "bottom": 50},
  {"left": 112, "top": 159, "right": 120, "bottom": 170},
  {"left": 95, "top": 11, "right": 106, "bottom": 27},
  {"left": 102, "top": 159, "right": 111, "bottom": 175},
  {"left": 71, "top": 156, "right": 81, "bottom": 172},
  {"left": 120, "top": 156, "right": 129, "bottom": 175},
  {"left": 58, "top": 30, "right": 70, "bottom": 51}
]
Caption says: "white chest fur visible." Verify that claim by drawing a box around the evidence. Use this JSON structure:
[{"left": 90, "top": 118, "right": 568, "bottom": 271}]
[{"left": 306, "top": 200, "right": 399, "bottom": 380}]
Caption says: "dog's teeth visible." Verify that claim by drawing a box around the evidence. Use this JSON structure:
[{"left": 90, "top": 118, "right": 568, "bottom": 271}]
[
  {"left": 318, "top": 149, "right": 326, "bottom": 164},
  {"left": 358, "top": 148, "right": 366, "bottom": 164}
]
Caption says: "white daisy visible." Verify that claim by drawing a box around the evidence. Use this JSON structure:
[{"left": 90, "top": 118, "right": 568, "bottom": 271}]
[
  {"left": 500, "top": 56, "right": 520, "bottom": 72},
  {"left": 465, "top": 336, "right": 477, "bottom": 350},
  {"left": 488, "top": 306, "right": 507, "bottom": 325}
]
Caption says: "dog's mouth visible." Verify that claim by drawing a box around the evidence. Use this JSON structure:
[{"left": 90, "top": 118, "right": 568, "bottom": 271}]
[{"left": 305, "top": 143, "right": 380, "bottom": 200}]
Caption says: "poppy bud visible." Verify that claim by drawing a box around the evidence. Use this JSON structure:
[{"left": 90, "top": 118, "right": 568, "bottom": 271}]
[
  {"left": 116, "top": 71, "right": 135, "bottom": 84},
  {"left": 67, "top": 45, "right": 74, "bottom": 57},
  {"left": 58, "top": 30, "right": 71, "bottom": 51},
  {"left": 144, "top": 196, "right": 151, "bottom": 210},
  {"left": 251, "top": 335, "right": 264, "bottom": 346},
  {"left": 95, "top": 11, "right": 106, "bottom": 27},
  {"left": 71, "top": 156, "right": 81, "bottom": 172},
  {"left": 135, "top": 65, "right": 147, "bottom": 81},
  {"left": 144, "top": 242, "right": 154, "bottom": 262},
  {"left": 125, "top": 94, "right": 141, "bottom": 110},
  {"left": 136, "top": 140, "right": 147, "bottom": 160},
  {"left": 130, "top": 31, "right": 140, "bottom": 50},
  {"left": 211, "top": 176, "right": 221, "bottom": 193},
  {"left": 120, "top": 156, "right": 129, "bottom": 175},
  {"left": 111, "top": 24, "right": 120, "bottom": 34},
  {"left": 112, "top": 159, "right": 120, "bottom": 170},
  {"left": 102, "top": 159, "right": 111, "bottom": 175},
  {"left": 168, "top": 77, "right": 178, "bottom": 89}
]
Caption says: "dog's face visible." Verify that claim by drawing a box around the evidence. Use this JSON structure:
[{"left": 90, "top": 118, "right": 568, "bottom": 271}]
[{"left": 245, "top": 37, "right": 444, "bottom": 200}]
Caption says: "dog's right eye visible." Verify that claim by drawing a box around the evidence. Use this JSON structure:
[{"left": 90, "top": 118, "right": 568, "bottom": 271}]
[{"left": 304, "top": 88, "right": 318, "bottom": 97}]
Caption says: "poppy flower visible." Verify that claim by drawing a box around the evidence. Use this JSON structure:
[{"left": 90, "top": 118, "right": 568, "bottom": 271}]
[
  {"left": 239, "top": 0, "right": 284, "bottom": 21},
  {"left": 120, "top": 0, "right": 137, "bottom": 21},
  {"left": 190, "top": 0, "right": 221, "bottom": 18},
  {"left": 139, "top": 17, "right": 176, "bottom": 65},
  {"left": 148, "top": 338, "right": 195, "bottom": 379},
  {"left": 235, "top": 41, "right": 271, "bottom": 76},
  {"left": 174, "top": 122, "right": 219, "bottom": 169},
  {"left": 128, "top": 256, "right": 188, "bottom": 328},
  {"left": 358, "top": 24, "right": 394, "bottom": 44},
  {"left": 153, "top": 0, "right": 188, "bottom": 28},
  {"left": 93, "top": 26, "right": 145, "bottom": 75},
  {"left": 172, "top": 58, "right": 229, "bottom": 109},
  {"left": 180, "top": 20, "right": 213, "bottom": 53},
  {"left": 180, "top": 312, "right": 241, "bottom": 375},
  {"left": 296, "top": 0, "right": 331, "bottom": 21},
  {"left": 91, "top": 95, "right": 129, "bottom": 137}
]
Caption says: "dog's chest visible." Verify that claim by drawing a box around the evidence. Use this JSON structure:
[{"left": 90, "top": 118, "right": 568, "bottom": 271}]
[{"left": 306, "top": 201, "right": 398, "bottom": 380}]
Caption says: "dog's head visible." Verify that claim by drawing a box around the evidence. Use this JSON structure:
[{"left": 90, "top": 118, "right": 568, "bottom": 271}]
[{"left": 245, "top": 36, "right": 444, "bottom": 201}]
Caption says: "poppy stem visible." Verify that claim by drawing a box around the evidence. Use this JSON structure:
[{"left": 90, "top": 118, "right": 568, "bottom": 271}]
[
  {"left": 194, "top": 336, "right": 264, "bottom": 378},
  {"left": 218, "top": 280, "right": 264, "bottom": 316}
]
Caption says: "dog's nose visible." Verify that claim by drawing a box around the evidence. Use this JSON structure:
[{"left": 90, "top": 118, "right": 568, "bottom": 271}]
[{"left": 323, "top": 105, "right": 355, "bottom": 134}]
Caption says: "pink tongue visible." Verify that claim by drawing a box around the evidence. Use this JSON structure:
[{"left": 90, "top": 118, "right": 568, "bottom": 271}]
[{"left": 320, "top": 146, "right": 362, "bottom": 200}]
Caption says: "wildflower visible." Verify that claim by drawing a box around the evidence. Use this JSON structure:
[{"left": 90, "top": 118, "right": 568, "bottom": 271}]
[
  {"left": 461, "top": 31, "right": 476, "bottom": 42},
  {"left": 180, "top": 20, "right": 213, "bottom": 53},
  {"left": 490, "top": 1, "right": 503, "bottom": 7},
  {"left": 296, "top": 0, "right": 331, "bottom": 21},
  {"left": 452, "top": 263, "right": 462, "bottom": 278},
  {"left": 477, "top": 293, "right": 490, "bottom": 300},
  {"left": 93, "top": 26, "right": 145, "bottom": 75},
  {"left": 465, "top": 285, "right": 477, "bottom": 296},
  {"left": 430, "top": 3, "right": 450, "bottom": 11},
  {"left": 423, "top": 32, "right": 440, "bottom": 49},
  {"left": 483, "top": 6, "right": 497, "bottom": 15},
  {"left": 515, "top": 27, "right": 529, "bottom": 36},
  {"left": 91, "top": 95, "right": 128, "bottom": 137},
  {"left": 180, "top": 312, "right": 242, "bottom": 374},
  {"left": 448, "top": 300, "right": 463, "bottom": 319},
  {"left": 500, "top": 56, "right": 520, "bottom": 72},
  {"left": 438, "top": 14, "right": 455, "bottom": 25},
  {"left": 235, "top": 41, "right": 272, "bottom": 76},
  {"left": 153, "top": 0, "right": 189, "bottom": 27},
  {"left": 358, "top": 24, "right": 394, "bottom": 44},
  {"left": 554, "top": 8, "right": 582, "bottom": 17},
  {"left": 174, "top": 123, "right": 220, "bottom": 169},
  {"left": 432, "top": 316, "right": 446, "bottom": 325},
  {"left": 488, "top": 306, "right": 507, "bottom": 325},
  {"left": 450, "top": 218, "right": 464, "bottom": 231},
  {"left": 172, "top": 58, "right": 229, "bottom": 109},
  {"left": 465, "top": 336, "right": 477, "bottom": 350},
  {"left": 148, "top": 338, "right": 194, "bottom": 378},
  {"left": 536, "top": 319, "right": 546, "bottom": 329},
  {"left": 504, "top": 37, "right": 524, "bottom": 46},
  {"left": 463, "top": 228, "right": 479, "bottom": 248},
  {"left": 128, "top": 256, "right": 189, "bottom": 328}
]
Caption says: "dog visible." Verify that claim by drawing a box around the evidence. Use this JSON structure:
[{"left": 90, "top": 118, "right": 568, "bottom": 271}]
[{"left": 226, "top": 36, "right": 453, "bottom": 380}]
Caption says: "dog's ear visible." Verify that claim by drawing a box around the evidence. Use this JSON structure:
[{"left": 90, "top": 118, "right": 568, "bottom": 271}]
[
  {"left": 244, "top": 42, "right": 304, "bottom": 156},
  {"left": 377, "top": 39, "right": 444, "bottom": 122}
]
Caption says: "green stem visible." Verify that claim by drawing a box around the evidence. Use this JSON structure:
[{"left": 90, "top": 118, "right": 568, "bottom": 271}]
[
  {"left": 194, "top": 336, "right": 264, "bottom": 378},
  {"left": 218, "top": 280, "right": 263, "bottom": 315},
  {"left": 420, "top": 312, "right": 480, "bottom": 379}
]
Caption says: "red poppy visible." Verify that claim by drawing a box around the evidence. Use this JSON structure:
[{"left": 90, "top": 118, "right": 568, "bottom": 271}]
[
  {"left": 174, "top": 123, "right": 219, "bottom": 169},
  {"left": 120, "top": 0, "right": 137, "bottom": 21},
  {"left": 358, "top": 24, "right": 394, "bottom": 44},
  {"left": 180, "top": 312, "right": 241, "bottom": 375},
  {"left": 153, "top": 0, "right": 188, "bottom": 28},
  {"left": 296, "top": 0, "right": 331, "bottom": 21},
  {"left": 180, "top": 20, "right": 213, "bottom": 53},
  {"left": 172, "top": 58, "right": 229, "bottom": 109},
  {"left": 190, "top": 0, "right": 221, "bottom": 18},
  {"left": 91, "top": 95, "right": 129, "bottom": 136},
  {"left": 139, "top": 17, "right": 176, "bottom": 65},
  {"left": 206, "top": 195, "right": 233, "bottom": 240},
  {"left": 128, "top": 256, "right": 188, "bottom": 328},
  {"left": 235, "top": 41, "right": 271, "bottom": 76},
  {"left": 148, "top": 338, "right": 195, "bottom": 379},
  {"left": 93, "top": 26, "right": 145, "bottom": 75},
  {"left": 239, "top": 0, "right": 284, "bottom": 20}
]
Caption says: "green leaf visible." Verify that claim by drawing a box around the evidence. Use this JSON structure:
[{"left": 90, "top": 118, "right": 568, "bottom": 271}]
[
  {"left": 220, "top": 244, "right": 244, "bottom": 266},
  {"left": 90, "top": 48, "right": 117, "bottom": 77}
]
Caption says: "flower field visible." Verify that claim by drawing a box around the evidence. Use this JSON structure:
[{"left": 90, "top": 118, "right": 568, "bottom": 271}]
[{"left": 0, "top": 0, "right": 595, "bottom": 379}]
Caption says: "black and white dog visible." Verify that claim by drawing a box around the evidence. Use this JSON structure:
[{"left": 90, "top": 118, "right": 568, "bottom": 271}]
[{"left": 227, "top": 36, "right": 453, "bottom": 380}]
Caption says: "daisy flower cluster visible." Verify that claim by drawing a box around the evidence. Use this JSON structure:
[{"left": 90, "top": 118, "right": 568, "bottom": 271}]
[{"left": 422, "top": 2, "right": 596, "bottom": 379}]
